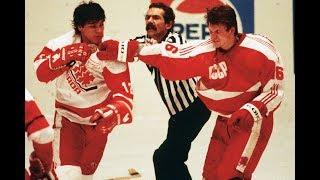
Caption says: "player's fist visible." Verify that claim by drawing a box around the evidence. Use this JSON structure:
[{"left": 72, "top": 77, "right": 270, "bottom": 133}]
[
  {"left": 90, "top": 105, "right": 118, "bottom": 134},
  {"left": 97, "top": 40, "right": 139, "bottom": 62},
  {"left": 49, "top": 43, "right": 92, "bottom": 70},
  {"left": 227, "top": 101, "right": 267, "bottom": 132},
  {"left": 227, "top": 109, "right": 254, "bottom": 132}
]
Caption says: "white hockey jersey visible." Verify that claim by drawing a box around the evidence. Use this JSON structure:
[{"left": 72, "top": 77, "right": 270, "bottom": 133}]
[{"left": 34, "top": 31, "right": 133, "bottom": 125}]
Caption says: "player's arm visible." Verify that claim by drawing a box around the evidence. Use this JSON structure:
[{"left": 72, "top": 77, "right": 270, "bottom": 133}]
[
  {"left": 138, "top": 42, "right": 213, "bottom": 80},
  {"left": 98, "top": 40, "right": 212, "bottom": 80},
  {"left": 25, "top": 89, "right": 57, "bottom": 179},
  {"left": 33, "top": 42, "right": 93, "bottom": 83},
  {"left": 90, "top": 60, "right": 133, "bottom": 134},
  {"left": 25, "top": 89, "right": 54, "bottom": 144},
  {"left": 249, "top": 58, "right": 284, "bottom": 117},
  {"left": 101, "top": 62, "right": 133, "bottom": 126},
  {"left": 228, "top": 57, "right": 284, "bottom": 131},
  {"left": 97, "top": 39, "right": 139, "bottom": 63}
]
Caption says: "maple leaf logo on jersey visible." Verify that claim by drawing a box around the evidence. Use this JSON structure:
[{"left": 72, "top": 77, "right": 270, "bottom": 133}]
[
  {"left": 72, "top": 65, "right": 95, "bottom": 87},
  {"left": 65, "top": 64, "right": 97, "bottom": 94},
  {"left": 151, "top": 0, "right": 225, "bottom": 13}
]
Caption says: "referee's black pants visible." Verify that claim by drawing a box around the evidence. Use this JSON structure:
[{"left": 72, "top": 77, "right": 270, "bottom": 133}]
[{"left": 153, "top": 97, "right": 211, "bottom": 180}]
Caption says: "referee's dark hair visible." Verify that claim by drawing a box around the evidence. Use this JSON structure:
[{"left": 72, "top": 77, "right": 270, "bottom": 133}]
[{"left": 149, "top": 2, "right": 175, "bottom": 32}]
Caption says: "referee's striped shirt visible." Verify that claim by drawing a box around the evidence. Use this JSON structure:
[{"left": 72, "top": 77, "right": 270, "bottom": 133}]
[{"left": 135, "top": 32, "right": 199, "bottom": 116}]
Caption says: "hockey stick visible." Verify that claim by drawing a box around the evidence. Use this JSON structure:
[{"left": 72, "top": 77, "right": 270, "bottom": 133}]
[{"left": 105, "top": 168, "right": 142, "bottom": 180}]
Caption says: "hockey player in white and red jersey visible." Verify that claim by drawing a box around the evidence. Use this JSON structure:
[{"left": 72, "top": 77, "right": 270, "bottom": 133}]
[
  {"left": 99, "top": 4, "right": 284, "bottom": 180},
  {"left": 25, "top": 88, "right": 57, "bottom": 180},
  {"left": 33, "top": 2, "right": 134, "bottom": 180}
]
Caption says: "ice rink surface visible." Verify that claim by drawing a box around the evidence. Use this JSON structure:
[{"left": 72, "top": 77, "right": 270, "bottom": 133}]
[{"left": 25, "top": 109, "right": 294, "bottom": 180}]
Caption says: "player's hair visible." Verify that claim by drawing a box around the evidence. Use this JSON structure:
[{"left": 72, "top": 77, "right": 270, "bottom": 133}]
[
  {"left": 205, "top": 5, "right": 238, "bottom": 35},
  {"left": 149, "top": 2, "right": 175, "bottom": 32},
  {"left": 72, "top": 1, "right": 106, "bottom": 34}
]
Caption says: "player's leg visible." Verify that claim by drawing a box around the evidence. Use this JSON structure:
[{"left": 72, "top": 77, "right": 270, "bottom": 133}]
[
  {"left": 79, "top": 125, "right": 109, "bottom": 178},
  {"left": 53, "top": 112, "right": 85, "bottom": 180},
  {"left": 202, "top": 116, "right": 230, "bottom": 179},
  {"left": 238, "top": 114, "right": 274, "bottom": 179},
  {"left": 153, "top": 98, "right": 211, "bottom": 180},
  {"left": 203, "top": 114, "right": 274, "bottom": 180}
]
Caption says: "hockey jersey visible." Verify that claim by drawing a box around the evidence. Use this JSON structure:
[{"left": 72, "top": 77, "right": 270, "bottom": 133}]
[
  {"left": 33, "top": 31, "right": 133, "bottom": 125},
  {"left": 138, "top": 34, "right": 284, "bottom": 117}
]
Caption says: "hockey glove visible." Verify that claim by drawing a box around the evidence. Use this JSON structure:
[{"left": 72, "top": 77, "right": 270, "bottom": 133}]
[
  {"left": 227, "top": 101, "right": 267, "bottom": 132},
  {"left": 49, "top": 43, "right": 92, "bottom": 70},
  {"left": 90, "top": 105, "right": 119, "bottom": 134},
  {"left": 29, "top": 151, "right": 57, "bottom": 180},
  {"left": 97, "top": 40, "right": 139, "bottom": 62}
]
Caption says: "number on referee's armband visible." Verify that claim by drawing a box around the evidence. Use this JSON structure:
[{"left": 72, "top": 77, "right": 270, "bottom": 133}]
[{"left": 165, "top": 44, "right": 178, "bottom": 54}]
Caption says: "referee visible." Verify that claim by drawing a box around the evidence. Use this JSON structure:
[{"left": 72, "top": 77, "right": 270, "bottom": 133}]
[{"left": 135, "top": 3, "right": 211, "bottom": 180}]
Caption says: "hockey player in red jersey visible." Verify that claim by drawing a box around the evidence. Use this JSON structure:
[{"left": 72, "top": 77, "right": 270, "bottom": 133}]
[
  {"left": 139, "top": 5, "right": 284, "bottom": 180},
  {"left": 99, "top": 4, "right": 284, "bottom": 180},
  {"left": 25, "top": 88, "right": 58, "bottom": 180},
  {"left": 33, "top": 2, "right": 134, "bottom": 179}
]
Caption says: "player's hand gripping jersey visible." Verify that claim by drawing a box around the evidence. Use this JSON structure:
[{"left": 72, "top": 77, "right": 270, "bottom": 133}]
[
  {"left": 33, "top": 31, "right": 133, "bottom": 126},
  {"left": 138, "top": 34, "right": 284, "bottom": 120}
]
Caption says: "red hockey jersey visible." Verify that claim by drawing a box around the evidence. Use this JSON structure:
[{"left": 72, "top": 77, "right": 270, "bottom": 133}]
[
  {"left": 33, "top": 31, "right": 133, "bottom": 125},
  {"left": 138, "top": 34, "right": 284, "bottom": 117}
]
